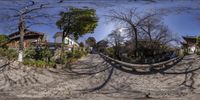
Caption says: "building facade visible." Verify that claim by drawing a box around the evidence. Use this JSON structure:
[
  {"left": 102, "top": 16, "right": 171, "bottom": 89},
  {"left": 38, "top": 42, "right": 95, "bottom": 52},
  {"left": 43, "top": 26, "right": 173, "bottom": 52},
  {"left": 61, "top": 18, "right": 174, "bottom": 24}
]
[
  {"left": 182, "top": 36, "right": 198, "bottom": 54},
  {"left": 54, "top": 32, "right": 79, "bottom": 51},
  {"left": 6, "top": 29, "right": 46, "bottom": 49}
]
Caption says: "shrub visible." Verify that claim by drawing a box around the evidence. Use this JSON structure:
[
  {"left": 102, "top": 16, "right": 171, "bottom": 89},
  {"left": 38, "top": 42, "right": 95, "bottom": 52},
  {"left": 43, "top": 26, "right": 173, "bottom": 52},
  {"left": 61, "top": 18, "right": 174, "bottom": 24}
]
[
  {"left": 67, "top": 58, "right": 78, "bottom": 64},
  {"left": 25, "top": 47, "right": 53, "bottom": 62},
  {"left": 40, "top": 47, "right": 53, "bottom": 62},
  {"left": 0, "top": 35, "right": 9, "bottom": 48},
  {"left": 25, "top": 48, "right": 36, "bottom": 59},
  {"left": 59, "top": 50, "right": 88, "bottom": 64},
  {"left": 48, "top": 61, "right": 56, "bottom": 67},
  {"left": 106, "top": 47, "right": 115, "bottom": 57},
  {"left": 82, "top": 50, "right": 88, "bottom": 56},
  {"left": 23, "top": 59, "right": 32, "bottom": 66},
  {"left": 6, "top": 49, "right": 18, "bottom": 60},
  {"left": 0, "top": 48, "right": 4, "bottom": 54},
  {"left": 66, "top": 51, "right": 73, "bottom": 58},
  {"left": 73, "top": 50, "right": 83, "bottom": 58},
  {"left": 0, "top": 48, "right": 17, "bottom": 60},
  {"left": 35, "top": 60, "right": 47, "bottom": 68},
  {"left": 23, "top": 59, "right": 56, "bottom": 68},
  {"left": 24, "top": 47, "right": 55, "bottom": 67}
]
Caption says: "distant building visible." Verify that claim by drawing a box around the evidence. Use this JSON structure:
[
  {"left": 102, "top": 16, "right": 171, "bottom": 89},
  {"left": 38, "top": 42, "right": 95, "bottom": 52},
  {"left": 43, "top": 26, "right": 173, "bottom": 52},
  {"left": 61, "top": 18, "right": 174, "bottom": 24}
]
[
  {"left": 182, "top": 36, "right": 198, "bottom": 54},
  {"left": 7, "top": 29, "right": 46, "bottom": 49},
  {"left": 53, "top": 32, "right": 79, "bottom": 51}
]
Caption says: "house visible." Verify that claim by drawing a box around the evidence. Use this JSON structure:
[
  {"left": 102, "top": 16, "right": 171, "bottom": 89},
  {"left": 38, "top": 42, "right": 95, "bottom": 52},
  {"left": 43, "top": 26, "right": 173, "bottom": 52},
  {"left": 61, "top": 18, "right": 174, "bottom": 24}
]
[
  {"left": 182, "top": 36, "right": 198, "bottom": 54},
  {"left": 6, "top": 29, "right": 46, "bottom": 49},
  {"left": 53, "top": 32, "right": 79, "bottom": 51}
]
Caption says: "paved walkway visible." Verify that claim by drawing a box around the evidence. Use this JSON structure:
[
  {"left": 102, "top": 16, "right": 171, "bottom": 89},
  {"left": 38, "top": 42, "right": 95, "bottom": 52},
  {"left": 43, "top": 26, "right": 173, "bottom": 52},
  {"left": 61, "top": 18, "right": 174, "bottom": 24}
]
[{"left": 0, "top": 54, "right": 200, "bottom": 99}]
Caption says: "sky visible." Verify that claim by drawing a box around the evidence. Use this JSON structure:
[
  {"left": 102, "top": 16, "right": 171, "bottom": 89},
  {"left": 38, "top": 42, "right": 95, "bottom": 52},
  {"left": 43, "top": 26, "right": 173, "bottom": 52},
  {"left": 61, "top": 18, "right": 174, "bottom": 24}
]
[{"left": 0, "top": 0, "right": 200, "bottom": 43}]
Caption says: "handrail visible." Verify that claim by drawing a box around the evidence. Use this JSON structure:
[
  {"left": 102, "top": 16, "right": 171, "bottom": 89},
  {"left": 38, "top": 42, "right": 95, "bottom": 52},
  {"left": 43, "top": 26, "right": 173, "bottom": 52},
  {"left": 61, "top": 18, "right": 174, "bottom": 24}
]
[{"left": 99, "top": 53, "right": 182, "bottom": 69}]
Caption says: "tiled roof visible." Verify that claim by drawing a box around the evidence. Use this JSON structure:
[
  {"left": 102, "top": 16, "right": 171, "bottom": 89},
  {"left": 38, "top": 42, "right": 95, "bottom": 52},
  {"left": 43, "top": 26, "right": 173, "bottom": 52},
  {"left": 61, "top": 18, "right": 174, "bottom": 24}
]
[
  {"left": 182, "top": 36, "right": 197, "bottom": 44},
  {"left": 8, "top": 29, "right": 45, "bottom": 41},
  {"left": 182, "top": 36, "right": 197, "bottom": 39},
  {"left": 8, "top": 29, "right": 44, "bottom": 37}
]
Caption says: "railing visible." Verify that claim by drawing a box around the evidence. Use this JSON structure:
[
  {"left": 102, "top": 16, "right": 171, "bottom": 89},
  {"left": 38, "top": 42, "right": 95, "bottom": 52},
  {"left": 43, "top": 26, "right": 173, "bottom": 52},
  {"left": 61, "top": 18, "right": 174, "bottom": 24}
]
[{"left": 99, "top": 53, "right": 183, "bottom": 71}]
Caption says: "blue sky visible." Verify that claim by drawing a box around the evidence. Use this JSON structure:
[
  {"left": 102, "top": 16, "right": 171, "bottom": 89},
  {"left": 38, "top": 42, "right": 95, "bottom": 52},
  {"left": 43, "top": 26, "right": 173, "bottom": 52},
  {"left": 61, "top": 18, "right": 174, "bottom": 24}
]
[
  {"left": 0, "top": 0, "right": 200, "bottom": 43},
  {"left": 164, "top": 13, "right": 200, "bottom": 37}
]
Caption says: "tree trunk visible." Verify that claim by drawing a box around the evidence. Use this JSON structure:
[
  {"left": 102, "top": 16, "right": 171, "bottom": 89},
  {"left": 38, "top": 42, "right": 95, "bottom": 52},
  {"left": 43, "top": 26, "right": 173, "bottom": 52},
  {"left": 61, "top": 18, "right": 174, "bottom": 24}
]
[
  {"left": 18, "top": 15, "right": 25, "bottom": 62},
  {"left": 60, "top": 14, "right": 72, "bottom": 64},
  {"left": 133, "top": 27, "right": 138, "bottom": 57},
  {"left": 60, "top": 31, "right": 65, "bottom": 63}
]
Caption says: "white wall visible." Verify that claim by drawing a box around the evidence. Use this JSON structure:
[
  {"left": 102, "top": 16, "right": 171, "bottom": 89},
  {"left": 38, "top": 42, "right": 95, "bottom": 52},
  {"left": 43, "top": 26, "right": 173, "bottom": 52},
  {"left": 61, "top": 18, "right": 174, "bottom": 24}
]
[
  {"left": 64, "top": 37, "right": 79, "bottom": 46},
  {"left": 54, "top": 36, "right": 79, "bottom": 47}
]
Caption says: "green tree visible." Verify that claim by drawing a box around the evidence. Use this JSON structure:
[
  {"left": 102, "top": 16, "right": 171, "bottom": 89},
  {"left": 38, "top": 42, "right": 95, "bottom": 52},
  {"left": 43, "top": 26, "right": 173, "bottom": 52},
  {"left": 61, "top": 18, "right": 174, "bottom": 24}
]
[
  {"left": 86, "top": 37, "right": 96, "bottom": 48},
  {"left": 56, "top": 7, "right": 98, "bottom": 63},
  {"left": 79, "top": 42, "right": 85, "bottom": 48}
]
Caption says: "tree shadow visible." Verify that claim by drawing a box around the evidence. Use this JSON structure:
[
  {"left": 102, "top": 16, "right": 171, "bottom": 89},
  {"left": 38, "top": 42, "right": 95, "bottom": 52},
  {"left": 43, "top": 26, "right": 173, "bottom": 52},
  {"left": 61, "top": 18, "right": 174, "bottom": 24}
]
[
  {"left": 97, "top": 54, "right": 200, "bottom": 98},
  {"left": 80, "top": 67, "right": 114, "bottom": 93},
  {"left": 66, "top": 54, "right": 200, "bottom": 99},
  {"left": 161, "top": 60, "right": 198, "bottom": 91},
  {"left": 100, "top": 54, "right": 183, "bottom": 75}
]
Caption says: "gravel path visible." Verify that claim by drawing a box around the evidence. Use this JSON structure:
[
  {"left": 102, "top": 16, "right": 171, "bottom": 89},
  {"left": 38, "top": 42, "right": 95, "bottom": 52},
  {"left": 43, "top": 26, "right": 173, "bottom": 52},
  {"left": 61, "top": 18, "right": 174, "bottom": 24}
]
[{"left": 0, "top": 54, "right": 200, "bottom": 100}]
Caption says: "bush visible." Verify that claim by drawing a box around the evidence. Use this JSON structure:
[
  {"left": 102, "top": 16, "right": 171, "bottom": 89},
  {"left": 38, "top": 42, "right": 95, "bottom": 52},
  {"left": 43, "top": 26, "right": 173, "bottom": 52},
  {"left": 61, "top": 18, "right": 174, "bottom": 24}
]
[
  {"left": 25, "top": 48, "right": 36, "bottom": 59},
  {"left": 7, "top": 49, "right": 18, "bottom": 60},
  {"left": 24, "top": 47, "right": 55, "bottom": 67},
  {"left": 66, "top": 51, "right": 73, "bottom": 58},
  {"left": 59, "top": 50, "right": 87, "bottom": 64},
  {"left": 0, "top": 48, "right": 17, "bottom": 60},
  {"left": 24, "top": 47, "right": 87, "bottom": 66},
  {"left": 106, "top": 47, "right": 115, "bottom": 57},
  {"left": 25, "top": 47, "right": 53, "bottom": 62},
  {"left": 23, "top": 59, "right": 56, "bottom": 68},
  {"left": 73, "top": 50, "right": 83, "bottom": 58},
  {"left": 40, "top": 48, "right": 53, "bottom": 62},
  {"left": 0, "top": 35, "right": 9, "bottom": 48}
]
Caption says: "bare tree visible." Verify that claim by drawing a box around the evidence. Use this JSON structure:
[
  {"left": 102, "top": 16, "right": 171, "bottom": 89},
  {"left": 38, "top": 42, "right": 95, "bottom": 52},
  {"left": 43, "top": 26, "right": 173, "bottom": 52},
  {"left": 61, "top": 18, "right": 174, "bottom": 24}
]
[
  {"left": 107, "top": 8, "right": 156, "bottom": 57},
  {"left": 139, "top": 14, "right": 179, "bottom": 46},
  {"left": 138, "top": 14, "right": 160, "bottom": 41},
  {"left": 107, "top": 28, "right": 125, "bottom": 60},
  {"left": 96, "top": 40, "right": 108, "bottom": 53}
]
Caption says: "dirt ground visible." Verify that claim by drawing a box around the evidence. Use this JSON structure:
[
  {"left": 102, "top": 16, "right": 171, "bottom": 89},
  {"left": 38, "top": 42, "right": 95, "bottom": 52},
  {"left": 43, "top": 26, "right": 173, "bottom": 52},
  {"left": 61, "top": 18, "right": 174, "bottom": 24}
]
[{"left": 0, "top": 54, "right": 200, "bottom": 100}]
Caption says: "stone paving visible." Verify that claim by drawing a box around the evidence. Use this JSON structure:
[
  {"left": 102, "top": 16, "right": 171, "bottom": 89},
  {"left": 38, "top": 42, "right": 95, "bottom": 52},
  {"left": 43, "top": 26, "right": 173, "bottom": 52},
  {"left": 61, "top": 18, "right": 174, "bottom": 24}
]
[{"left": 0, "top": 54, "right": 200, "bottom": 99}]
